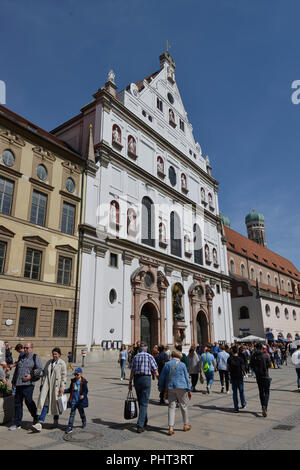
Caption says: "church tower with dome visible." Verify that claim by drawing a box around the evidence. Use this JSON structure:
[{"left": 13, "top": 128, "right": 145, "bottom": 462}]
[{"left": 245, "top": 209, "right": 267, "bottom": 247}]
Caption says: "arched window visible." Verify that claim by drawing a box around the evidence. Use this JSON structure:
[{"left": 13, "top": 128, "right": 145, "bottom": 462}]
[
  {"left": 259, "top": 271, "right": 263, "bottom": 283},
  {"left": 241, "top": 264, "right": 246, "bottom": 278},
  {"left": 230, "top": 260, "right": 235, "bottom": 274},
  {"left": 293, "top": 310, "right": 297, "bottom": 321},
  {"left": 250, "top": 267, "right": 255, "bottom": 280},
  {"left": 265, "top": 304, "right": 271, "bottom": 317},
  {"left": 275, "top": 306, "right": 280, "bottom": 318},
  {"left": 170, "top": 211, "right": 182, "bottom": 257},
  {"left": 275, "top": 277, "right": 278, "bottom": 288},
  {"left": 240, "top": 306, "right": 250, "bottom": 319},
  {"left": 193, "top": 224, "right": 203, "bottom": 265},
  {"left": 281, "top": 279, "right": 285, "bottom": 290},
  {"left": 267, "top": 274, "right": 271, "bottom": 286},
  {"left": 141, "top": 197, "right": 155, "bottom": 247}
]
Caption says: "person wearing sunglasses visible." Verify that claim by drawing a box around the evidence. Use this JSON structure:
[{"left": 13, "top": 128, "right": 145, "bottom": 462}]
[
  {"left": 9, "top": 342, "right": 43, "bottom": 431},
  {"left": 64, "top": 367, "right": 88, "bottom": 434}
]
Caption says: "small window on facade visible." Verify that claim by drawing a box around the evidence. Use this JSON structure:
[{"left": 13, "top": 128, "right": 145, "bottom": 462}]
[
  {"left": 109, "top": 289, "right": 117, "bottom": 304},
  {"left": 30, "top": 190, "right": 47, "bottom": 227},
  {"left": 275, "top": 306, "right": 280, "bottom": 318},
  {"left": 24, "top": 248, "right": 42, "bottom": 280},
  {"left": 57, "top": 255, "right": 72, "bottom": 286},
  {"left": 230, "top": 260, "right": 235, "bottom": 274},
  {"left": 237, "top": 287, "right": 243, "bottom": 296},
  {"left": 240, "top": 306, "right": 250, "bottom": 319},
  {"left": 53, "top": 310, "right": 69, "bottom": 337},
  {"left": 241, "top": 264, "right": 246, "bottom": 277},
  {"left": 36, "top": 164, "right": 48, "bottom": 181},
  {"left": 17, "top": 307, "right": 37, "bottom": 337},
  {"left": 61, "top": 201, "right": 75, "bottom": 235},
  {"left": 259, "top": 271, "right": 263, "bottom": 283},
  {"left": 142, "top": 110, "right": 146, "bottom": 117},
  {"left": 293, "top": 310, "right": 297, "bottom": 320},
  {"left": 157, "top": 98, "right": 163, "bottom": 112},
  {"left": 216, "top": 284, "right": 220, "bottom": 294},
  {"left": 179, "top": 119, "right": 185, "bottom": 132},
  {"left": 250, "top": 268, "right": 255, "bottom": 280},
  {"left": 0, "top": 240, "right": 7, "bottom": 274},
  {"left": 0, "top": 176, "right": 14, "bottom": 216},
  {"left": 2, "top": 149, "right": 15, "bottom": 167},
  {"left": 265, "top": 304, "right": 271, "bottom": 317},
  {"left": 66, "top": 177, "right": 75, "bottom": 193},
  {"left": 148, "top": 115, "right": 153, "bottom": 122},
  {"left": 109, "top": 253, "right": 118, "bottom": 268},
  {"left": 285, "top": 308, "right": 289, "bottom": 320}
]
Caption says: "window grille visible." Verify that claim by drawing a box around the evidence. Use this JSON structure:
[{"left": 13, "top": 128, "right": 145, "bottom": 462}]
[
  {"left": 53, "top": 310, "right": 69, "bottom": 337},
  {"left": 18, "top": 307, "right": 37, "bottom": 337}
]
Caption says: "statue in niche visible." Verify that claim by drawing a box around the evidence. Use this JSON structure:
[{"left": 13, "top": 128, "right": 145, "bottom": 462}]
[
  {"left": 173, "top": 284, "right": 184, "bottom": 321},
  {"left": 112, "top": 125, "right": 121, "bottom": 144},
  {"left": 184, "top": 235, "right": 191, "bottom": 253},
  {"left": 157, "top": 157, "right": 164, "bottom": 174},
  {"left": 169, "top": 109, "right": 175, "bottom": 124},
  {"left": 205, "top": 245, "right": 211, "bottom": 263},
  {"left": 127, "top": 208, "right": 136, "bottom": 234},
  {"left": 208, "top": 193, "right": 213, "bottom": 207},
  {"left": 128, "top": 136, "right": 136, "bottom": 155},
  {"left": 159, "top": 222, "right": 167, "bottom": 244},
  {"left": 110, "top": 200, "right": 119, "bottom": 225},
  {"left": 213, "top": 248, "right": 218, "bottom": 265},
  {"left": 181, "top": 173, "right": 187, "bottom": 190},
  {"left": 201, "top": 187, "right": 206, "bottom": 203}
]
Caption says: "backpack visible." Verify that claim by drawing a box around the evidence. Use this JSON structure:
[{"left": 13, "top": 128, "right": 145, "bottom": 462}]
[
  {"left": 228, "top": 356, "right": 243, "bottom": 378},
  {"left": 202, "top": 353, "right": 210, "bottom": 373}
]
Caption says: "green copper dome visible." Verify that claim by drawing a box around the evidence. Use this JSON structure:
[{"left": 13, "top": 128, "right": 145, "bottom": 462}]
[
  {"left": 221, "top": 215, "right": 230, "bottom": 227},
  {"left": 245, "top": 209, "right": 265, "bottom": 224}
]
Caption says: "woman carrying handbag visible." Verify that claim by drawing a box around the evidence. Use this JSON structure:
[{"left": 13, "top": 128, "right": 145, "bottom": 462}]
[
  {"left": 32, "top": 347, "right": 67, "bottom": 432},
  {"left": 158, "top": 350, "right": 192, "bottom": 436}
]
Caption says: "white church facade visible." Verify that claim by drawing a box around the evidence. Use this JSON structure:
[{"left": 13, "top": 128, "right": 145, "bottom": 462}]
[{"left": 52, "top": 51, "right": 234, "bottom": 360}]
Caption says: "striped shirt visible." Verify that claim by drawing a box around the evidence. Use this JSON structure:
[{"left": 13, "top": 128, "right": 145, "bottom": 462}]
[{"left": 130, "top": 350, "right": 158, "bottom": 376}]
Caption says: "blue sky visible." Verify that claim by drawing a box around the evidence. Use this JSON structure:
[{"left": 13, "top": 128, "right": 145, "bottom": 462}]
[{"left": 1, "top": 0, "right": 300, "bottom": 268}]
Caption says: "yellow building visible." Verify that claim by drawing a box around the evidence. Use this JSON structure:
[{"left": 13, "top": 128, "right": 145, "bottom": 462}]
[{"left": 0, "top": 105, "right": 85, "bottom": 359}]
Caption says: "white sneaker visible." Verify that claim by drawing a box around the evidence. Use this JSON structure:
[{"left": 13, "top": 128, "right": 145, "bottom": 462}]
[
  {"left": 9, "top": 425, "right": 21, "bottom": 431},
  {"left": 226, "top": 390, "right": 230, "bottom": 394},
  {"left": 32, "top": 423, "right": 42, "bottom": 432}
]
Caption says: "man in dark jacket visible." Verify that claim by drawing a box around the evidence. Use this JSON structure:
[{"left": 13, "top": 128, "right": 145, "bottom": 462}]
[
  {"left": 155, "top": 346, "right": 169, "bottom": 404},
  {"left": 250, "top": 343, "right": 271, "bottom": 417},
  {"left": 9, "top": 342, "right": 43, "bottom": 430}
]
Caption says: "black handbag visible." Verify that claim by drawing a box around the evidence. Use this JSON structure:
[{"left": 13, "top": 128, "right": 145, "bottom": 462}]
[{"left": 124, "top": 390, "right": 138, "bottom": 420}]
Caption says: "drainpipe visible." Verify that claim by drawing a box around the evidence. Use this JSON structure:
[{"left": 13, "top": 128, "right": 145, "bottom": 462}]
[{"left": 72, "top": 164, "right": 85, "bottom": 361}]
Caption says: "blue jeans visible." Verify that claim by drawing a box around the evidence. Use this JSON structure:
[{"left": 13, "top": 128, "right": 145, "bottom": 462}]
[
  {"left": 14, "top": 385, "right": 38, "bottom": 426},
  {"left": 39, "top": 405, "right": 59, "bottom": 423},
  {"left": 231, "top": 379, "right": 246, "bottom": 410},
  {"left": 256, "top": 377, "right": 271, "bottom": 409},
  {"left": 120, "top": 360, "right": 126, "bottom": 379},
  {"left": 133, "top": 375, "right": 151, "bottom": 428},
  {"left": 68, "top": 404, "right": 86, "bottom": 429},
  {"left": 204, "top": 370, "right": 214, "bottom": 387}
]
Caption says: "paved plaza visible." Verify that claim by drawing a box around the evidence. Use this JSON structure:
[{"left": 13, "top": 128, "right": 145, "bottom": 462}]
[{"left": 1, "top": 357, "right": 300, "bottom": 451}]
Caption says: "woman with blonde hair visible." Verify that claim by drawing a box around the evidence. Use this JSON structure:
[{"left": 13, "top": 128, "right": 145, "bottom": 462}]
[{"left": 158, "top": 349, "right": 192, "bottom": 435}]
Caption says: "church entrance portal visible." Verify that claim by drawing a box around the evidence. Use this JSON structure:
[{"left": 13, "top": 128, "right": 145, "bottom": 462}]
[
  {"left": 140, "top": 303, "right": 158, "bottom": 351},
  {"left": 197, "top": 311, "right": 209, "bottom": 345}
]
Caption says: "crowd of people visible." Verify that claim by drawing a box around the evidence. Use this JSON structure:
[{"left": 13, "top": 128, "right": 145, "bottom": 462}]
[
  {"left": 1, "top": 338, "right": 299, "bottom": 437},
  {"left": 121, "top": 339, "right": 300, "bottom": 434},
  {"left": 1, "top": 341, "right": 88, "bottom": 434}
]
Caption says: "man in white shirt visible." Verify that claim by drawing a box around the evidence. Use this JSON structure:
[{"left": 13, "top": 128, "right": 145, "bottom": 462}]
[
  {"left": 217, "top": 345, "right": 230, "bottom": 393},
  {"left": 291, "top": 345, "right": 300, "bottom": 392}
]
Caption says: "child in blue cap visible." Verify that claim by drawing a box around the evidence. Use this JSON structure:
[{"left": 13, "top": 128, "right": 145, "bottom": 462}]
[{"left": 64, "top": 367, "right": 88, "bottom": 434}]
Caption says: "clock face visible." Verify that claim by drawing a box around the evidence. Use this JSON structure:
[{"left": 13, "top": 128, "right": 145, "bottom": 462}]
[
  {"left": 66, "top": 177, "right": 75, "bottom": 193},
  {"left": 37, "top": 164, "right": 47, "bottom": 181},
  {"left": 167, "top": 92, "right": 174, "bottom": 104},
  {"left": 169, "top": 166, "right": 177, "bottom": 187},
  {"left": 2, "top": 149, "right": 15, "bottom": 167}
]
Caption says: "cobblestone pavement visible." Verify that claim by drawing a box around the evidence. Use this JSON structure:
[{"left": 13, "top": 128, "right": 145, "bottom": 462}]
[{"left": 1, "top": 358, "right": 300, "bottom": 451}]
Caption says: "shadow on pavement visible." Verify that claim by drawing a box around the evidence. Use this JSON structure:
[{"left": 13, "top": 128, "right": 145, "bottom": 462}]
[{"left": 194, "top": 404, "right": 261, "bottom": 417}]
